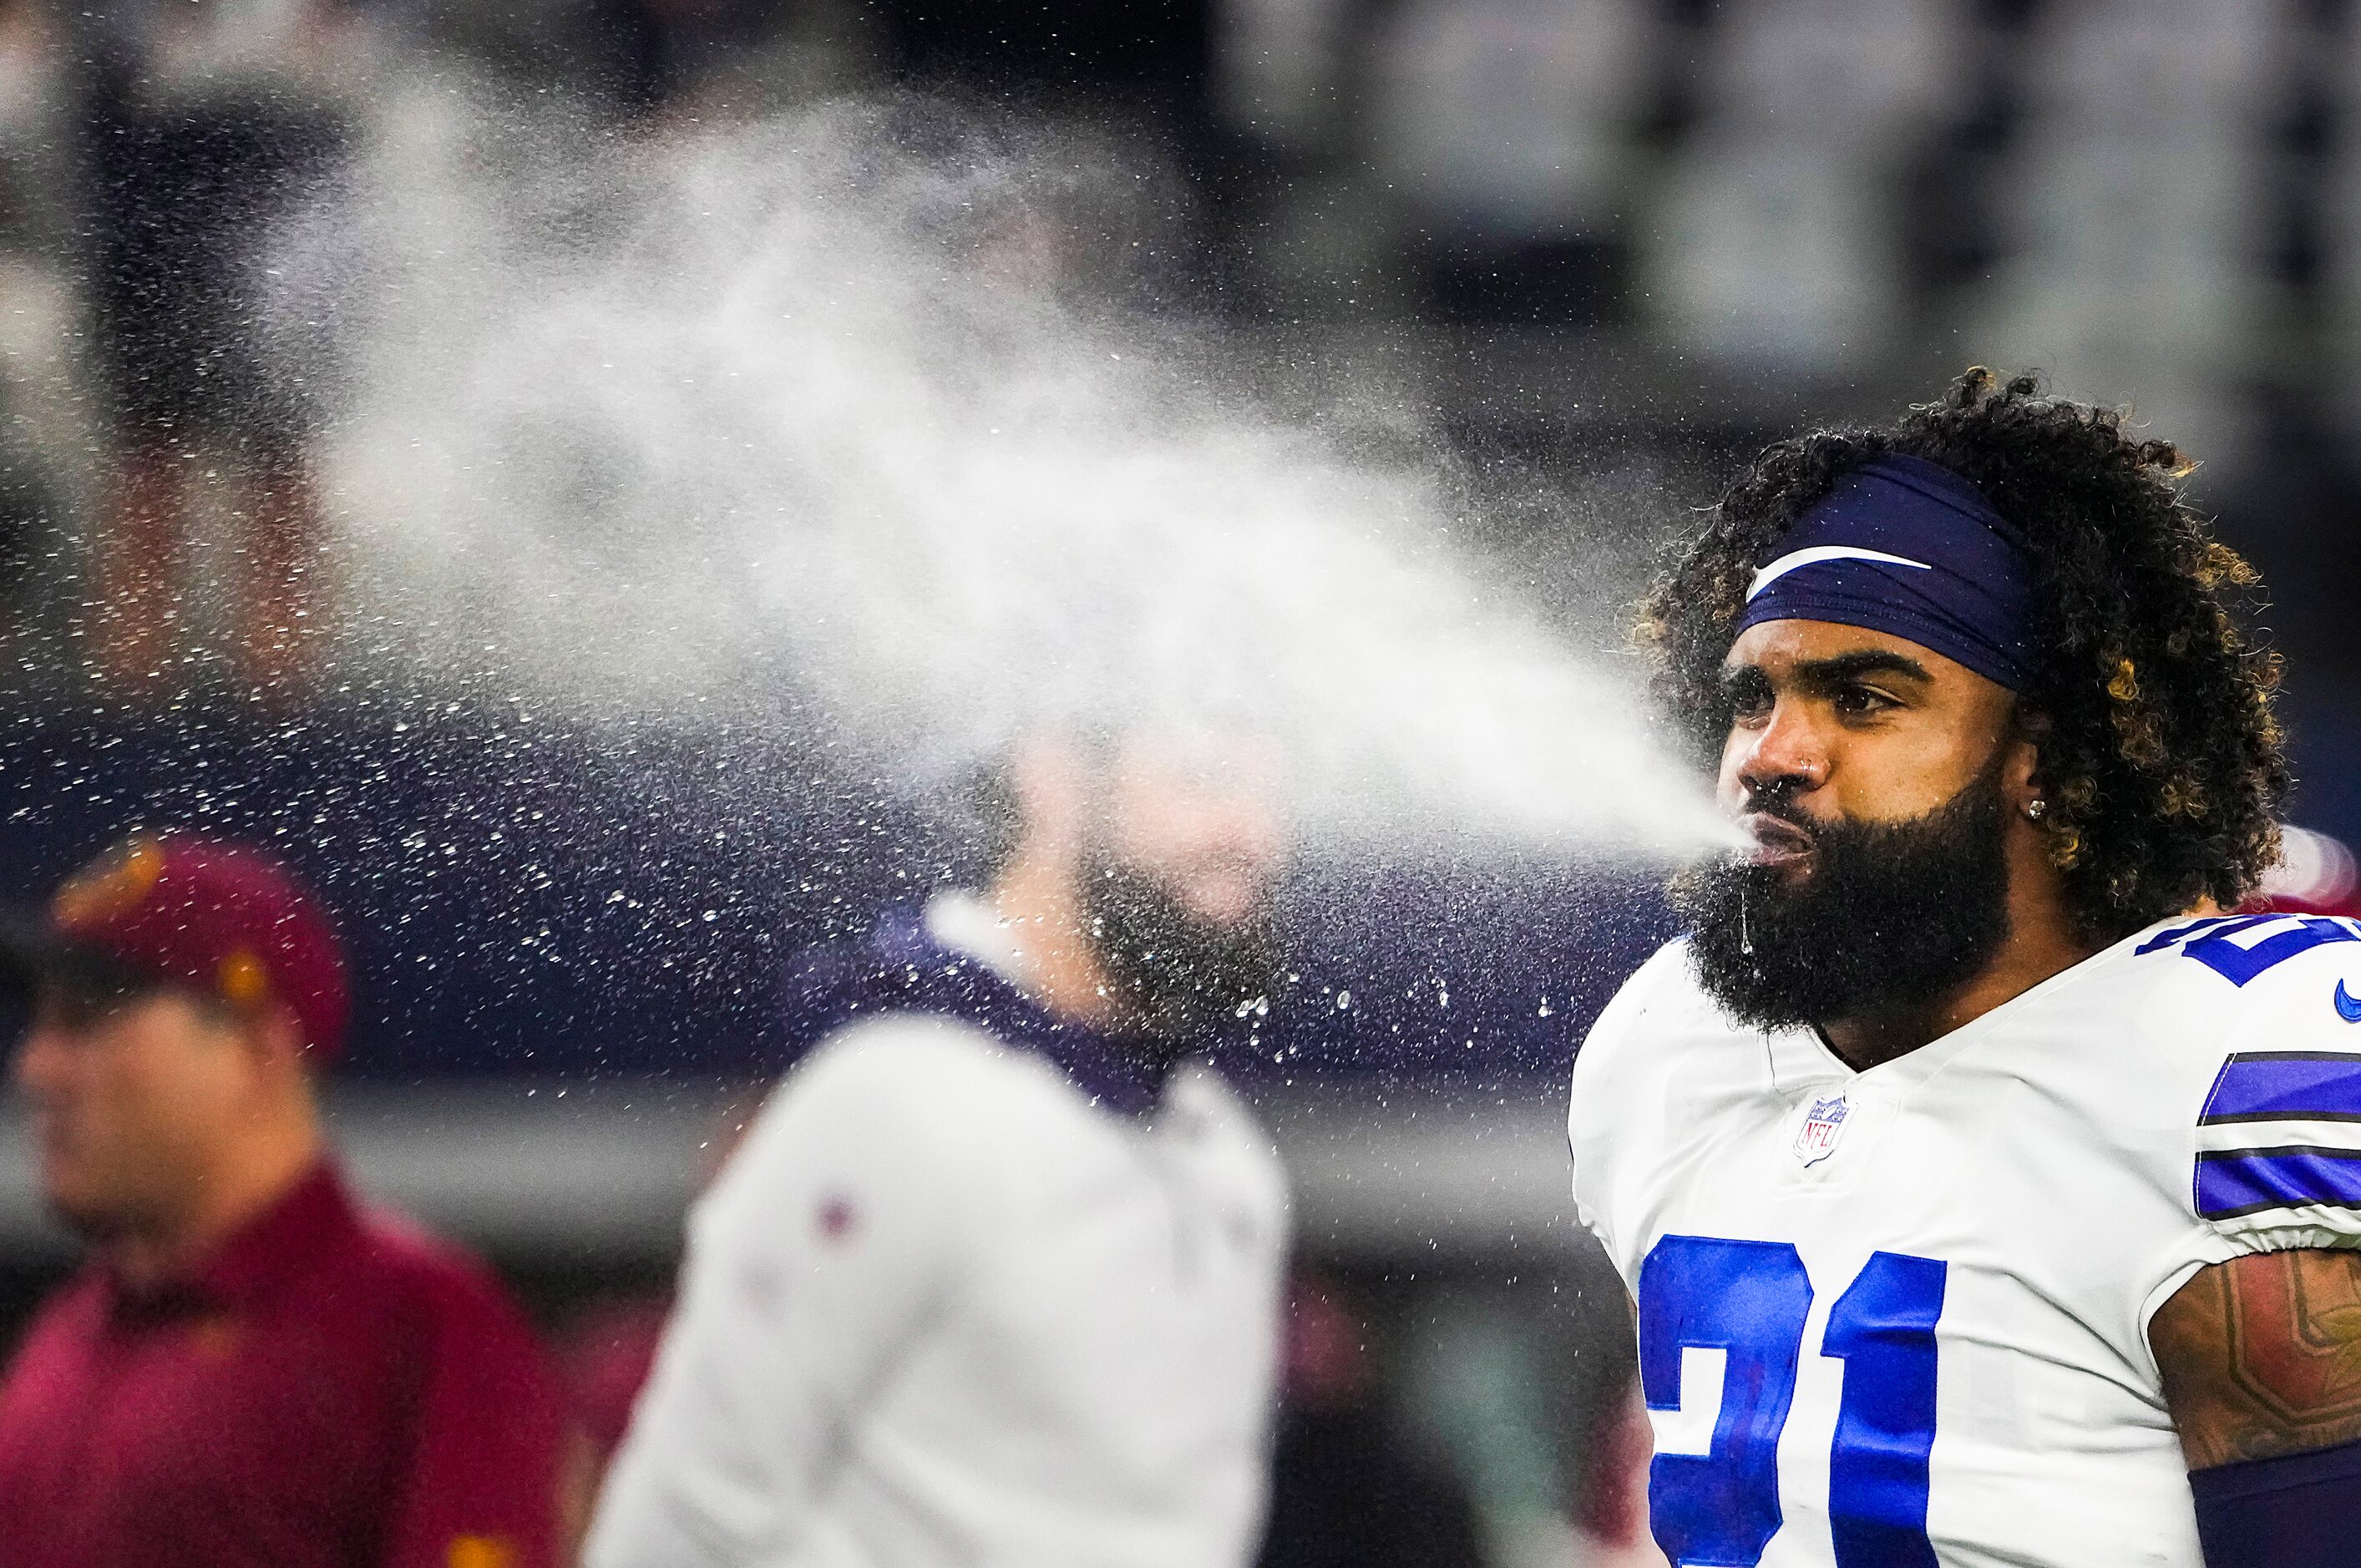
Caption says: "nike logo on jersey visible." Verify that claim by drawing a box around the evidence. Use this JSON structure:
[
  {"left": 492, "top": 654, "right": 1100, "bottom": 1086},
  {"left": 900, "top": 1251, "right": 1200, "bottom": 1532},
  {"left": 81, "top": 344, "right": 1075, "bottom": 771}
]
[{"left": 2338, "top": 979, "right": 2361, "bottom": 1023}]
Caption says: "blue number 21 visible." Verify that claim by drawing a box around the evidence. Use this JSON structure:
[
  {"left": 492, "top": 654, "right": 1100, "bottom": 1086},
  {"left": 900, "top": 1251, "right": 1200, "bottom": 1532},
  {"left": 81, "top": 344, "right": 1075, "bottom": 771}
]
[{"left": 1638, "top": 1237, "right": 1947, "bottom": 1566}]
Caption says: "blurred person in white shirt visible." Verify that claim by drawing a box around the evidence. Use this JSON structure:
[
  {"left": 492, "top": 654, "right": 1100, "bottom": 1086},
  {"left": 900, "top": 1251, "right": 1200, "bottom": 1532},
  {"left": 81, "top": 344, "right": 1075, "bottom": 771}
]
[{"left": 586, "top": 731, "right": 1292, "bottom": 1568}]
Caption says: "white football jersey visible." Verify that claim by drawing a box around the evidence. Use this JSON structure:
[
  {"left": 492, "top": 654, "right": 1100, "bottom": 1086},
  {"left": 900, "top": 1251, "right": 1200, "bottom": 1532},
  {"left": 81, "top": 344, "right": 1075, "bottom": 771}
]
[{"left": 1567, "top": 912, "right": 2361, "bottom": 1568}]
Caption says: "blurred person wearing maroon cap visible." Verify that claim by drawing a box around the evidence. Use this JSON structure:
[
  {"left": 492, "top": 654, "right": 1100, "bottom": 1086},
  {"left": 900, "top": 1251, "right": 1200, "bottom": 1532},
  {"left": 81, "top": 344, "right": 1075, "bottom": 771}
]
[{"left": 0, "top": 832, "right": 585, "bottom": 1568}]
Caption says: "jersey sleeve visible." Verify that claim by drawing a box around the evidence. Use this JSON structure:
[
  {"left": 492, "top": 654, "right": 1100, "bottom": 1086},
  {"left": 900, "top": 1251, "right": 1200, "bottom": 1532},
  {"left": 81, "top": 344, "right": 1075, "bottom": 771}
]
[
  {"left": 2186, "top": 917, "right": 2361, "bottom": 1257},
  {"left": 377, "top": 1257, "right": 575, "bottom": 1568},
  {"left": 581, "top": 1019, "right": 992, "bottom": 1568},
  {"left": 1566, "top": 940, "right": 1690, "bottom": 1256}
]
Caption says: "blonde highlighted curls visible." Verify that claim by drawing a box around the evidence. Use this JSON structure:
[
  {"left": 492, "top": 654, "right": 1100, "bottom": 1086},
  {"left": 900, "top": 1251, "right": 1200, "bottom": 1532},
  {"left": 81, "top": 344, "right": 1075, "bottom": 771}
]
[{"left": 1637, "top": 368, "right": 2288, "bottom": 943}]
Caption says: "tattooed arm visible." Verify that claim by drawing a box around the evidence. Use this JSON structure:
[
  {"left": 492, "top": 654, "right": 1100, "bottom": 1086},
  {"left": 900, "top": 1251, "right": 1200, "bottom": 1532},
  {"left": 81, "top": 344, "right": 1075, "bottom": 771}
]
[{"left": 2151, "top": 1247, "right": 2361, "bottom": 1469}]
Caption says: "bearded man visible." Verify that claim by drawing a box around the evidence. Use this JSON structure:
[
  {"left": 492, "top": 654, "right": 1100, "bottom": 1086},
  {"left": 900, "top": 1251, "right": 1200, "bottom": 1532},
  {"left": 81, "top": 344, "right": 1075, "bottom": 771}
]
[
  {"left": 585, "top": 732, "right": 1290, "bottom": 1568},
  {"left": 1568, "top": 371, "right": 2360, "bottom": 1566}
]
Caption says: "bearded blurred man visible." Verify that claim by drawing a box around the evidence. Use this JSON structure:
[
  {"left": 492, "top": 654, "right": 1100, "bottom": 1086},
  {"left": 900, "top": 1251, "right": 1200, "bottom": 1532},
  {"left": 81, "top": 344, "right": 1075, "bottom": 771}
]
[{"left": 586, "top": 733, "right": 1291, "bottom": 1568}]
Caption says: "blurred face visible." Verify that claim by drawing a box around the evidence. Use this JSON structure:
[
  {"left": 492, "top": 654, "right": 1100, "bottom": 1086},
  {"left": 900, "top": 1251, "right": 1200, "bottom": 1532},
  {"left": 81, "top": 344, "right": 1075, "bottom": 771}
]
[
  {"left": 1097, "top": 740, "right": 1284, "bottom": 930},
  {"left": 1672, "top": 620, "right": 2031, "bottom": 1029},
  {"left": 12, "top": 988, "right": 261, "bottom": 1242},
  {"left": 1081, "top": 739, "right": 1287, "bottom": 1045}
]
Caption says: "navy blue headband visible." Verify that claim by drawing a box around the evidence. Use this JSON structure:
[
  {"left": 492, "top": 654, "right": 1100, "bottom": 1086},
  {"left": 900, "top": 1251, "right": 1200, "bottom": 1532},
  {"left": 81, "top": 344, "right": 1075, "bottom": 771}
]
[{"left": 1735, "top": 453, "right": 2037, "bottom": 691}]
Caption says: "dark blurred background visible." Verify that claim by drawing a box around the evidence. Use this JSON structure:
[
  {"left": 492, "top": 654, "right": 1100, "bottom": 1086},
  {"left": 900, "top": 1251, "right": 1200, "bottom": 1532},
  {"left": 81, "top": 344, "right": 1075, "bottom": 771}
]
[{"left": 0, "top": 3, "right": 2356, "bottom": 1565}]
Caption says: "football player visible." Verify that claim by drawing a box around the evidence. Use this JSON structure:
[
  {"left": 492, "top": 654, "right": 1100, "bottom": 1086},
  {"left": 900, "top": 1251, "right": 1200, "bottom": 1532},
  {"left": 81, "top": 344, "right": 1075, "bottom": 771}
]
[{"left": 1568, "top": 370, "right": 2356, "bottom": 1565}]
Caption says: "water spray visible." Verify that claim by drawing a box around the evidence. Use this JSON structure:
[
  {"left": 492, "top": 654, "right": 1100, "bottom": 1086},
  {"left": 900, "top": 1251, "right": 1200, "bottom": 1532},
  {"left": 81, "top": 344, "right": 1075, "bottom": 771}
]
[{"left": 272, "top": 83, "right": 1734, "bottom": 861}]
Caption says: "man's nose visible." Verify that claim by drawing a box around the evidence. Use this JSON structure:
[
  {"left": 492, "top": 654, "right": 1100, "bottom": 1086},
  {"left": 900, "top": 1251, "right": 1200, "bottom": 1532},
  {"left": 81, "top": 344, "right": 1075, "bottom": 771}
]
[{"left": 1735, "top": 699, "right": 1831, "bottom": 801}]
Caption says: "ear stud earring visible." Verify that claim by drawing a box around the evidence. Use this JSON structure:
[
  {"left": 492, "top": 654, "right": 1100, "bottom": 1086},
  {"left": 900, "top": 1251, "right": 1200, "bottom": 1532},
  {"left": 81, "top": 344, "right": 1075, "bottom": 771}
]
[{"left": 2027, "top": 799, "right": 2049, "bottom": 822}]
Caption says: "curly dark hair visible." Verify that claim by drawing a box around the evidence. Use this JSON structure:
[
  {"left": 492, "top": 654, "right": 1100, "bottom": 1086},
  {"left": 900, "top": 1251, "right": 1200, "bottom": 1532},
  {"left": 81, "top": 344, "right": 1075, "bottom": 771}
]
[{"left": 1638, "top": 368, "right": 2287, "bottom": 943}]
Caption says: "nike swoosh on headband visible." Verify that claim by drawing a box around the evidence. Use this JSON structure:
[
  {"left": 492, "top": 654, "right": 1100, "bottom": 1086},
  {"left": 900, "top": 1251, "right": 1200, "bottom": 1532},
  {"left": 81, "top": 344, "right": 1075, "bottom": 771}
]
[{"left": 1746, "top": 545, "right": 1934, "bottom": 602}]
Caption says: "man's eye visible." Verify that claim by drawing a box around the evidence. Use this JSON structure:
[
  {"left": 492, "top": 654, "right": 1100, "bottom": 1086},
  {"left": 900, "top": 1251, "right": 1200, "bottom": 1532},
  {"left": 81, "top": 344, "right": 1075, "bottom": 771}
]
[
  {"left": 1832, "top": 685, "right": 1893, "bottom": 716},
  {"left": 1726, "top": 687, "right": 1772, "bottom": 722}
]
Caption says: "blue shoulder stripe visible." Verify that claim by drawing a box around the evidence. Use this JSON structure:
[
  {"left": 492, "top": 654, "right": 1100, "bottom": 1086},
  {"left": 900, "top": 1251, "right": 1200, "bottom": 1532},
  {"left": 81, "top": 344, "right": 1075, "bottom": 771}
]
[
  {"left": 2196, "top": 1146, "right": 2361, "bottom": 1220},
  {"left": 2201, "top": 1051, "right": 2361, "bottom": 1125}
]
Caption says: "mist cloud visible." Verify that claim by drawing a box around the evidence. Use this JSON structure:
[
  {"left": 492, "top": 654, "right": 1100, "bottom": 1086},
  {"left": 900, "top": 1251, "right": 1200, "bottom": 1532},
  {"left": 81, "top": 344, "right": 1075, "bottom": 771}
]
[{"left": 274, "top": 83, "right": 1730, "bottom": 857}]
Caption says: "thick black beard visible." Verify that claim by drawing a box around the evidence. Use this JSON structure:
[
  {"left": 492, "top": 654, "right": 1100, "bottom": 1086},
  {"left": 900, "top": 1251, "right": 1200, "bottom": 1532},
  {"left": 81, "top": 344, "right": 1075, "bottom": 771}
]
[
  {"left": 1082, "top": 861, "right": 1284, "bottom": 1054},
  {"left": 1672, "top": 765, "right": 2014, "bottom": 1033}
]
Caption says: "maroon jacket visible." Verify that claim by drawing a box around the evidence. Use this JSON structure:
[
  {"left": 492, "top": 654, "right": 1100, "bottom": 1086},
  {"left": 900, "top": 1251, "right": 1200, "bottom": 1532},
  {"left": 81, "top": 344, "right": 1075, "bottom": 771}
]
[{"left": 0, "top": 1161, "right": 572, "bottom": 1568}]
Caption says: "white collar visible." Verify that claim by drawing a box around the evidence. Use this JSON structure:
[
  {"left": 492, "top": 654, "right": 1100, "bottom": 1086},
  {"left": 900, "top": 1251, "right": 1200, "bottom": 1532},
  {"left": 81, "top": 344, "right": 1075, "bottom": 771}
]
[{"left": 922, "top": 888, "right": 1035, "bottom": 993}]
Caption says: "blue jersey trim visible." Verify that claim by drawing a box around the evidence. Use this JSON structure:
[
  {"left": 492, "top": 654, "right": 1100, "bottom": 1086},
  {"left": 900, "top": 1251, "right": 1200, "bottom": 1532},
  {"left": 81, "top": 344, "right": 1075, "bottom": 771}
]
[
  {"left": 2201, "top": 1052, "right": 2361, "bottom": 1125},
  {"left": 2196, "top": 1146, "right": 2361, "bottom": 1221}
]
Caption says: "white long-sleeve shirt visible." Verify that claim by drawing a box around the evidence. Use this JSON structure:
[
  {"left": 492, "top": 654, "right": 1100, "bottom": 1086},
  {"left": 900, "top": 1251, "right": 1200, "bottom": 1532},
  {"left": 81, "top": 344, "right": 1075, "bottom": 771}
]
[{"left": 585, "top": 903, "right": 1290, "bottom": 1568}]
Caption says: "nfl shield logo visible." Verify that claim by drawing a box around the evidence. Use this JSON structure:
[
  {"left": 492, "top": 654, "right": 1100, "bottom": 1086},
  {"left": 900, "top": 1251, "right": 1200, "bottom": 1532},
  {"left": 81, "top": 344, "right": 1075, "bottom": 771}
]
[{"left": 1792, "top": 1093, "right": 1852, "bottom": 1168}]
